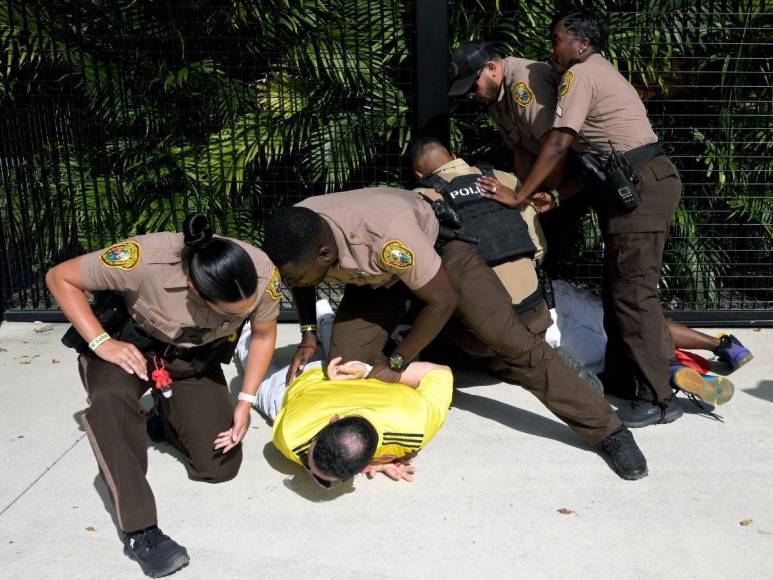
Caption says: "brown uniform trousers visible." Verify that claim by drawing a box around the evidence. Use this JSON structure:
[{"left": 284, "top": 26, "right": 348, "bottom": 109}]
[
  {"left": 329, "top": 240, "right": 621, "bottom": 447},
  {"left": 598, "top": 154, "right": 682, "bottom": 403},
  {"left": 78, "top": 353, "right": 241, "bottom": 533}
]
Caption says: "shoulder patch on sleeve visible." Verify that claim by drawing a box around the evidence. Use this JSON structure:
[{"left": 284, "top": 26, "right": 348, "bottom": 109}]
[
  {"left": 558, "top": 70, "right": 574, "bottom": 98},
  {"left": 381, "top": 240, "right": 414, "bottom": 270},
  {"left": 511, "top": 80, "right": 534, "bottom": 107},
  {"left": 99, "top": 241, "right": 141, "bottom": 271},
  {"left": 266, "top": 266, "right": 282, "bottom": 301}
]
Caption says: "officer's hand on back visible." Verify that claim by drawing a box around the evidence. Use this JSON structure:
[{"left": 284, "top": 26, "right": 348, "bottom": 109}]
[
  {"left": 368, "top": 358, "right": 402, "bottom": 384},
  {"left": 94, "top": 338, "right": 149, "bottom": 381},
  {"left": 477, "top": 176, "right": 524, "bottom": 208},
  {"left": 285, "top": 330, "right": 318, "bottom": 384},
  {"left": 531, "top": 191, "right": 558, "bottom": 214}
]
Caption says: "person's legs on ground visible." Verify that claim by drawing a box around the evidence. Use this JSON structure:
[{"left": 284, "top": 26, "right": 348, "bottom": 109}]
[
  {"left": 667, "top": 320, "right": 718, "bottom": 351},
  {"left": 440, "top": 241, "right": 646, "bottom": 479},
  {"left": 78, "top": 354, "right": 189, "bottom": 577},
  {"left": 666, "top": 321, "right": 754, "bottom": 370}
]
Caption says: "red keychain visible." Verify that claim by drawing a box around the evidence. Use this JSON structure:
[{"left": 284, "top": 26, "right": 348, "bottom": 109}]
[{"left": 151, "top": 356, "right": 173, "bottom": 399}]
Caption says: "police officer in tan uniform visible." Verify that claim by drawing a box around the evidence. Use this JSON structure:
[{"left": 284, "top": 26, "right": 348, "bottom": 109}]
[
  {"left": 449, "top": 41, "right": 594, "bottom": 278},
  {"left": 262, "top": 188, "right": 650, "bottom": 481},
  {"left": 46, "top": 214, "right": 280, "bottom": 577},
  {"left": 480, "top": 9, "right": 683, "bottom": 428},
  {"left": 449, "top": 42, "right": 558, "bottom": 179}
]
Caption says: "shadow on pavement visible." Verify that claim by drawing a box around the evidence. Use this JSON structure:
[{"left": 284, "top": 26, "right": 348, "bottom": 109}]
[
  {"left": 262, "top": 442, "right": 355, "bottom": 502},
  {"left": 92, "top": 475, "right": 122, "bottom": 541},
  {"left": 746, "top": 380, "right": 773, "bottom": 404},
  {"left": 452, "top": 388, "right": 590, "bottom": 452}
]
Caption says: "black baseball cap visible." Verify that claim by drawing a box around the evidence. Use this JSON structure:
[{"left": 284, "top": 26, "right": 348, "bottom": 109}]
[{"left": 448, "top": 42, "right": 498, "bottom": 96}]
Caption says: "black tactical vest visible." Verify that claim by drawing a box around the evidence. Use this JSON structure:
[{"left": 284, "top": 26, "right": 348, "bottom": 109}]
[{"left": 418, "top": 166, "right": 535, "bottom": 267}]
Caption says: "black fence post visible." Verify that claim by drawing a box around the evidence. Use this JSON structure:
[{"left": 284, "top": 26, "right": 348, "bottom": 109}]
[{"left": 414, "top": 0, "right": 450, "bottom": 144}]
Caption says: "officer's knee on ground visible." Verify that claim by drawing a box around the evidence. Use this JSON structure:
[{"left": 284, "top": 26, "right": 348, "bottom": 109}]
[{"left": 189, "top": 445, "right": 243, "bottom": 483}]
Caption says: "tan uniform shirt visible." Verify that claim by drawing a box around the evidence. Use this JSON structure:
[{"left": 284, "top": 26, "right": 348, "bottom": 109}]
[
  {"left": 80, "top": 232, "right": 281, "bottom": 347},
  {"left": 553, "top": 53, "right": 658, "bottom": 153},
  {"left": 296, "top": 188, "right": 441, "bottom": 290},
  {"left": 489, "top": 58, "right": 559, "bottom": 155},
  {"left": 413, "top": 158, "right": 543, "bottom": 304}
]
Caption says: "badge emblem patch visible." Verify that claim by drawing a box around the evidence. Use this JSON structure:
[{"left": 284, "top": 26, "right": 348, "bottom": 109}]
[
  {"left": 381, "top": 240, "right": 414, "bottom": 270},
  {"left": 558, "top": 70, "right": 574, "bottom": 98},
  {"left": 99, "top": 241, "right": 141, "bottom": 270},
  {"left": 512, "top": 81, "right": 533, "bottom": 107},
  {"left": 266, "top": 266, "right": 282, "bottom": 301}
]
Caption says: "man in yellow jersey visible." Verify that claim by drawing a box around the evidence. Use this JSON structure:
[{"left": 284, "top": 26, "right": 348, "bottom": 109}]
[{"left": 260, "top": 357, "right": 453, "bottom": 486}]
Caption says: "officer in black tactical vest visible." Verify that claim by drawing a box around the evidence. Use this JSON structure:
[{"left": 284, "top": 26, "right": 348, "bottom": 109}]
[{"left": 409, "top": 137, "right": 602, "bottom": 391}]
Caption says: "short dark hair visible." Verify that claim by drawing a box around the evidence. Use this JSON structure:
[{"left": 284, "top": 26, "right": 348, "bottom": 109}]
[
  {"left": 312, "top": 416, "right": 379, "bottom": 481},
  {"left": 182, "top": 213, "right": 258, "bottom": 303},
  {"left": 262, "top": 206, "right": 327, "bottom": 268},
  {"left": 407, "top": 136, "right": 448, "bottom": 173},
  {"left": 551, "top": 8, "right": 608, "bottom": 51}
]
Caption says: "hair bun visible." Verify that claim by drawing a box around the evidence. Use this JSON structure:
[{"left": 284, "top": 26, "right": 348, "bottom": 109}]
[{"left": 183, "top": 213, "right": 213, "bottom": 247}]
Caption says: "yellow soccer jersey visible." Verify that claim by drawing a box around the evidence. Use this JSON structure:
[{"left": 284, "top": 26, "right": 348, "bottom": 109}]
[{"left": 272, "top": 368, "right": 453, "bottom": 466}]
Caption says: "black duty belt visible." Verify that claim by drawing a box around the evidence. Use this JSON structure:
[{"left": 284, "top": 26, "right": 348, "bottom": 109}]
[
  {"left": 624, "top": 142, "right": 665, "bottom": 170},
  {"left": 146, "top": 336, "right": 220, "bottom": 362}
]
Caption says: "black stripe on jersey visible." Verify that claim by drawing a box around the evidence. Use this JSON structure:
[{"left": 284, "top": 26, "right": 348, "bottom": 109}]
[
  {"left": 293, "top": 438, "right": 314, "bottom": 453},
  {"left": 382, "top": 440, "right": 422, "bottom": 449},
  {"left": 383, "top": 431, "right": 423, "bottom": 438}
]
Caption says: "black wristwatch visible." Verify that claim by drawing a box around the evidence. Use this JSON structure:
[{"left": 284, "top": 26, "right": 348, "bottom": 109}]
[{"left": 387, "top": 353, "right": 407, "bottom": 372}]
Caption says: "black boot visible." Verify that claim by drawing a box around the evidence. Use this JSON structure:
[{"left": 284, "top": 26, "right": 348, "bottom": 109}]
[
  {"left": 123, "top": 526, "right": 189, "bottom": 578},
  {"left": 617, "top": 395, "right": 683, "bottom": 428},
  {"left": 600, "top": 427, "right": 648, "bottom": 480}
]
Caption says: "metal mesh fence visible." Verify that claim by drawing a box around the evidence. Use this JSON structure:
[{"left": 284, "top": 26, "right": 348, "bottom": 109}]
[
  {"left": 1, "top": 0, "right": 771, "bottom": 321},
  {"left": 0, "top": 0, "right": 415, "bottom": 315},
  {"left": 449, "top": 0, "right": 772, "bottom": 318}
]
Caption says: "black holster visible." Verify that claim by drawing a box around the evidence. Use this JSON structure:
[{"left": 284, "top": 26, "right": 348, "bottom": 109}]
[
  {"left": 61, "top": 291, "right": 130, "bottom": 353},
  {"left": 535, "top": 262, "right": 555, "bottom": 309},
  {"left": 579, "top": 149, "right": 640, "bottom": 211}
]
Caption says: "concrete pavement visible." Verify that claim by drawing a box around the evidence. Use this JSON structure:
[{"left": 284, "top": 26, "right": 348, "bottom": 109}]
[{"left": 0, "top": 322, "right": 771, "bottom": 579}]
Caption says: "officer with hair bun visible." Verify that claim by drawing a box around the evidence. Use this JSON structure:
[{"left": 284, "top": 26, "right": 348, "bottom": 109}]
[
  {"left": 46, "top": 213, "right": 281, "bottom": 577},
  {"left": 480, "top": 8, "right": 684, "bottom": 428}
]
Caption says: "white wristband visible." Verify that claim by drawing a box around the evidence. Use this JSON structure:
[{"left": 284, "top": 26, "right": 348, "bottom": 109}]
[
  {"left": 88, "top": 332, "right": 111, "bottom": 352},
  {"left": 237, "top": 392, "right": 258, "bottom": 405},
  {"left": 363, "top": 363, "right": 374, "bottom": 378}
]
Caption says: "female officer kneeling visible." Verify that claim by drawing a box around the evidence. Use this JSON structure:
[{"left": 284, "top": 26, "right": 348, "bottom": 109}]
[{"left": 46, "top": 213, "right": 280, "bottom": 577}]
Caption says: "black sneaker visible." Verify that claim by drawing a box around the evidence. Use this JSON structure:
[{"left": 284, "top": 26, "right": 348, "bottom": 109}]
[
  {"left": 600, "top": 427, "right": 648, "bottom": 480},
  {"left": 617, "top": 396, "right": 684, "bottom": 428},
  {"left": 123, "top": 526, "right": 190, "bottom": 578},
  {"left": 146, "top": 398, "right": 165, "bottom": 443}
]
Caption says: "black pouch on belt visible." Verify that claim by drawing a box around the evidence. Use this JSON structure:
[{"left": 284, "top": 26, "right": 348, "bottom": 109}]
[{"left": 61, "top": 291, "right": 130, "bottom": 353}]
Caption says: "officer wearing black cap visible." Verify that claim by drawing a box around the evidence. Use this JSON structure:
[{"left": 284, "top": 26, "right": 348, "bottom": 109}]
[
  {"left": 449, "top": 41, "right": 592, "bottom": 278},
  {"left": 449, "top": 42, "right": 560, "bottom": 184}
]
